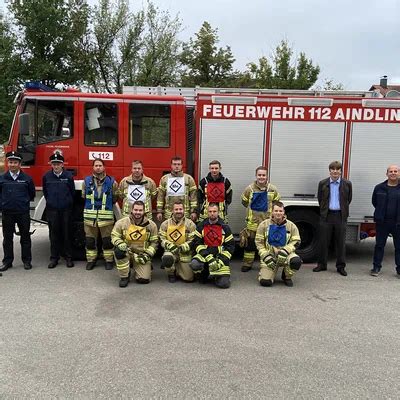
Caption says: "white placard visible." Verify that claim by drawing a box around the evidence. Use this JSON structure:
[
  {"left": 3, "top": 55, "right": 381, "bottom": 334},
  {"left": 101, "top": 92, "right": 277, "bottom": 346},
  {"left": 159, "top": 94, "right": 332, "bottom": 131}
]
[
  {"left": 167, "top": 176, "right": 185, "bottom": 197},
  {"left": 89, "top": 151, "right": 114, "bottom": 161},
  {"left": 127, "top": 184, "right": 147, "bottom": 203}
]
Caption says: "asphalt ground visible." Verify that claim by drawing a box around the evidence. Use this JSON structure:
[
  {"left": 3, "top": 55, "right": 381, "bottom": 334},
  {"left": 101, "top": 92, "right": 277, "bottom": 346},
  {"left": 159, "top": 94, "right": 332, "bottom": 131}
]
[{"left": 1, "top": 225, "right": 400, "bottom": 399}]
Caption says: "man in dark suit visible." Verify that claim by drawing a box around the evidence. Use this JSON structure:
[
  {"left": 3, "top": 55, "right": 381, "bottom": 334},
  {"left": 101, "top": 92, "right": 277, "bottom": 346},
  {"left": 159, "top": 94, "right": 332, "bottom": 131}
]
[{"left": 314, "top": 161, "right": 352, "bottom": 276}]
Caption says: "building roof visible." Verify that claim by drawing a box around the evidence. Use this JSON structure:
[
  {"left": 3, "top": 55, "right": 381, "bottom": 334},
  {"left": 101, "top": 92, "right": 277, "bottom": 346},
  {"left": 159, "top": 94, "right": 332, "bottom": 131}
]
[{"left": 369, "top": 84, "right": 400, "bottom": 96}]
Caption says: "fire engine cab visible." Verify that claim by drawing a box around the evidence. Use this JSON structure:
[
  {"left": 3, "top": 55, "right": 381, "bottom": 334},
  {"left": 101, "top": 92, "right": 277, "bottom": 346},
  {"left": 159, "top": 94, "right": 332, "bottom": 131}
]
[{"left": 4, "top": 82, "right": 400, "bottom": 261}]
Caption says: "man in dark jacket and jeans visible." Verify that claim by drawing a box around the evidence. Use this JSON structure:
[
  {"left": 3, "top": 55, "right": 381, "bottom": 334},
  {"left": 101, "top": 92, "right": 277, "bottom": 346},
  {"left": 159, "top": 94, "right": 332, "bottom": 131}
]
[
  {"left": 371, "top": 165, "right": 400, "bottom": 277},
  {"left": 43, "top": 153, "right": 75, "bottom": 268},
  {"left": 0, "top": 151, "right": 35, "bottom": 271},
  {"left": 314, "top": 160, "right": 352, "bottom": 276}
]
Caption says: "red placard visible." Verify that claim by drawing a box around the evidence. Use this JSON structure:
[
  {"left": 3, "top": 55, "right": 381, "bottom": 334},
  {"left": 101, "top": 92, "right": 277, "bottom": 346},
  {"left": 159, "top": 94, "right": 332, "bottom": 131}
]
[
  {"left": 204, "top": 224, "right": 223, "bottom": 247},
  {"left": 206, "top": 182, "right": 225, "bottom": 203}
]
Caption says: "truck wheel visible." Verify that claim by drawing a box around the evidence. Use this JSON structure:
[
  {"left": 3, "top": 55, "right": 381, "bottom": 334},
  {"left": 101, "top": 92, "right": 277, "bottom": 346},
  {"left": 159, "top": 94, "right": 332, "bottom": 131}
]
[{"left": 286, "top": 209, "right": 319, "bottom": 263}]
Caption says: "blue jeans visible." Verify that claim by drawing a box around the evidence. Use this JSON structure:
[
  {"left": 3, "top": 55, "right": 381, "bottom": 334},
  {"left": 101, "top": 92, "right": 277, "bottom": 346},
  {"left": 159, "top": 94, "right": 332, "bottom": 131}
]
[{"left": 373, "top": 221, "right": 400, "bottom": 270}]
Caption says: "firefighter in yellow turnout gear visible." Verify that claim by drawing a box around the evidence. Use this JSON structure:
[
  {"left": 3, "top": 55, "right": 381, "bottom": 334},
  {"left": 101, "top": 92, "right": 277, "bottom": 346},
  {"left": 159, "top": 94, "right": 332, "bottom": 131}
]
[
  {"left": 159, "top": 201, "right": 196, "bottom": 283},
  {"left": 190, "top": 203, "right": 235, "bottom": 289},
  {"left": 255, "top": 201, "right": 302, "bottom": 287},
  {"left": 82, "top": 158, "right": 118, "bottom": 270},
  {"left": 241, "top": 166, "right": 280, "bottom": 272},
  {"left": 157, "top": 156, "right": 197, "bottom": 222},
  {"left": 118, "top": 160, "right": 157, "bottom": 219},
  {"left": 111, "top": 201, "right": 158, "bottom": 287}
]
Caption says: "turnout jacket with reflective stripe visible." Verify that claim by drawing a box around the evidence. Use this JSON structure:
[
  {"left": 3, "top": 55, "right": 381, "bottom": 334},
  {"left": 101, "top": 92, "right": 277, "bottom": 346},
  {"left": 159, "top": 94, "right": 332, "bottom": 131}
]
[
  {"left": 197, "top": 172, "right": 232, "bottom": 221},
  {"left": 111, "top": 215, "right": 158, "bottom": 258},
  {"left": 192, "top": 218, "right": 235, "bottom": 265},
  {"left": 241, "top": 182, "right": 280, "bottom": 231},
  {"left": 255, "top": 217, "right": 301, "bottom": 260},
  {"left": 118, "top": 174, "right": 157, "bottom": 218},
  {"left": 157, "top": 172, "right": 197, "bottom": 219}
]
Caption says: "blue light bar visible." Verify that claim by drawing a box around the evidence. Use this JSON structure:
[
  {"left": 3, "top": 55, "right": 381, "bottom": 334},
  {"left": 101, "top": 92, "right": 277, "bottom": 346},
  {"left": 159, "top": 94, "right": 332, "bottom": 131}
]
[{"left": 24, "top": 81, "right": 56, "bottom": 92}]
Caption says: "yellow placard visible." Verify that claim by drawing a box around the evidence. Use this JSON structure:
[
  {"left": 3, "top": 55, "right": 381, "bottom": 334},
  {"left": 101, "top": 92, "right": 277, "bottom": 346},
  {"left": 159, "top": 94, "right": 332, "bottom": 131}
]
[
  {"left": 125, "top": 225, "right": 146, "bottom": 244},
  {"left": 166, "top": 224, "right": 186, "bottom": 245}
]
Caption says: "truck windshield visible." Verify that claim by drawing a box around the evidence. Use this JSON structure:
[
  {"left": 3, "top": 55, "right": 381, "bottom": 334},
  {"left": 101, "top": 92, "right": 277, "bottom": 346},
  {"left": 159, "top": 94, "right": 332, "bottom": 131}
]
[{"left": 22, "top": 99, "right": 74, "bottom": 145}]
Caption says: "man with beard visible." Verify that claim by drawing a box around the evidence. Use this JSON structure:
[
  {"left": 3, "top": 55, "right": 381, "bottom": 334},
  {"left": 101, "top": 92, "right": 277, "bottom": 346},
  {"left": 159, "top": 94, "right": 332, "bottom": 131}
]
[
  {"left": 190, "top": 203, "right": 235, "bottom": 289},
  {"left": 198, "top": 160, "right": 232, "bottom": 222},
  {"left": 240, "top": 166, "right": 280, "bottom": 272},
  {"left": 255, "top": 201, "right": 302, "bottom": 287},
  {"left": 111, "top": 201, "right": 158, "bottom": 287},
  {"left": 0, "top": 151, "right": 35, "bottom": 272},
  {"left": 43, "top": 153, "right": 75, "bottom": 269},
  {"left": 157, "top": 156, "right": 197, "bottom": 222},
  {"left": 119, "top": 160, "right": 157, "bottom": 219},
  {"left": 82, "top": 158, "right": 118, "bottom": 270},
  {"left": 159, "top": 201, "right": 196, "bottom": 283}
]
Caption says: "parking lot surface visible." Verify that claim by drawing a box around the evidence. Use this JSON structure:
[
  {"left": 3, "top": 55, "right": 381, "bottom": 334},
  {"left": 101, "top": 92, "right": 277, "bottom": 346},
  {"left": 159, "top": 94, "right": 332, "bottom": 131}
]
[{"left": 1, "top": 226, "right": 399, "bottom": 399}]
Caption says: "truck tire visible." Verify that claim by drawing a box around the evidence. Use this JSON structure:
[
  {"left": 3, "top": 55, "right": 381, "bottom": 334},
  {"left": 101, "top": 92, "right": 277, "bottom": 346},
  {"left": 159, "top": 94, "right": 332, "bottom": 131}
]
[{"left": 286, "top": 209, "right": 319, "bottom": 263}]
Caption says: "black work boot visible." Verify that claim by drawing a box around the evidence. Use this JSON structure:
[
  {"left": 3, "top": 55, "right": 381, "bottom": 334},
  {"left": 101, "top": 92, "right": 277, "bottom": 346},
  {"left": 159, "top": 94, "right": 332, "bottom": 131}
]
[
  {"left": 48, "top": 261, "right": 58, "bottom": 269},
  {"left": 66, "top": 259, "right": 74, "bottom": 268},
  {"left": 215, "top": 275, "right": 231, "bottom": 289},
  {"left": 86, "top": 261, "right": 96, "bottom": 270},
  {"left": 241, "top": 265, "right": 252, "bottom": 272},
  {"left": 168, "top": 274, "right": 177, "bottom": 283},
  {"left": 281, "top": 271, "right": 293, "bottom": 287},
  {"left": 105, "top": 262, "right": 114, "bottom": 270},
  {"left": 119, "top": 277, "right": 129, "bottom": 288},
  {"left": 260, "top": 279, "right": 273, "bottom": 287},
  {"left": 23, "top": 263, "right": 32, "bottom": 270}
]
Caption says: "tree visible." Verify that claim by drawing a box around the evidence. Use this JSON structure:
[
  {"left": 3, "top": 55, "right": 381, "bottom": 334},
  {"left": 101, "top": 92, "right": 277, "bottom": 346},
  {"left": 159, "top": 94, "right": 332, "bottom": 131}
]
[
  {"left": 135, "top": 2, "right": 181, "bottom": 86},
  {"left": 87, "top": 0, "right": 144, "bottom": 93},
  {"left": 0, "top": 12, "right": 21, "bottom": 143},
  {"left": 246, "top": 40, "right": 320, "bottom": 89},
  {"left": 180, "top": 21, "right": 235, "bottom": 87},
  {"left": 87, "top": 0, "right": 181, "bottom": 93},
  {"left": 8, "top": 0, "right": 90, "bottom": 88}
]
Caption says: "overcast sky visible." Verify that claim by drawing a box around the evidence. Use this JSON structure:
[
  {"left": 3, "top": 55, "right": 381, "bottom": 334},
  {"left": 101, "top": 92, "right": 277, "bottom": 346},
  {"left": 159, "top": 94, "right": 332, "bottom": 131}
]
[{"left": 2, "top": 0, "right": 399, "bottom": 90}]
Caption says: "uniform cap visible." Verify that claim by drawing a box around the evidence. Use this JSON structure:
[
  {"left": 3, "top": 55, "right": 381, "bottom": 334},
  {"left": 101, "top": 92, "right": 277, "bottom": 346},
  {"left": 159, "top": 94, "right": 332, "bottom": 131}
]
[
  {"left": 6, "top": 151, "right": 22, "bottom": 161},
  {"left": 49, "top": 153, "right": 65, "bottom": 163}
]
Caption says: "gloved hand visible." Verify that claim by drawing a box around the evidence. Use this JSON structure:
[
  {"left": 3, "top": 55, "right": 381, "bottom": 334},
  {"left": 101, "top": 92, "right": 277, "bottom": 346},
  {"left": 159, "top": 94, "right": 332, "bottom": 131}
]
[
  {"left": 208, "top": 258, "right": 219, "bottom": 272},
  {"left": 262, "top": 255, "right": 275, "bottom": 270},
  {"left": 165, "top": 241, "right": 178, "bottom": 253},
  {"left": 179, "top": 242, "right": 190, "bottom": 253},
  {"left": 277, "top": 249, "right": 289, "bottom": 266},
  {"left": 118, "top": 242, "right": 128, "bottom": 252},
  {"left": 136, "top": 253, "right": 150, "bottom": 265}
]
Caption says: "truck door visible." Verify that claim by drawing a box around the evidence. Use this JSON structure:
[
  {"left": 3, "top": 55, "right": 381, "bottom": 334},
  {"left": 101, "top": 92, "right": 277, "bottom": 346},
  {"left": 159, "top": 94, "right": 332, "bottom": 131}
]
[{"left": 77, "top": 100, "right": 124, "bottom": 181}]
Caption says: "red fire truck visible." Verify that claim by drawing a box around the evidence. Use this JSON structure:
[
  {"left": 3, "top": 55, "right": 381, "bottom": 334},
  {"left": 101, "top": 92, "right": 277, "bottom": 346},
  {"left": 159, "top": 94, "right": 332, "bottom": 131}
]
[{"left": 4, "top": 82, "right": 400, "bottom": 261}]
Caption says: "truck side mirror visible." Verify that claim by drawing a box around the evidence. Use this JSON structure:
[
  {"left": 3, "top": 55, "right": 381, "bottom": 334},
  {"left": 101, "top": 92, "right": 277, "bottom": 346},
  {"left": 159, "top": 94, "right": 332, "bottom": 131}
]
[{"left": 18, "top": 113, "right": 35, "bottom": 165}]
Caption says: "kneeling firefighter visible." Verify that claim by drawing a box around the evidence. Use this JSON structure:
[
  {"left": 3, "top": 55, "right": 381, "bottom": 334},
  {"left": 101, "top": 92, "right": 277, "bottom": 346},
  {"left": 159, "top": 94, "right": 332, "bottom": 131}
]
[
  {"left": 255, "top": 201, "right": 302, "bottom": 287},
  {"left": 111, "top": 200, "right": 158, "bottom": 287},
  {"left": 190, "top": 203, "right": 235, "bottom": 289}
]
